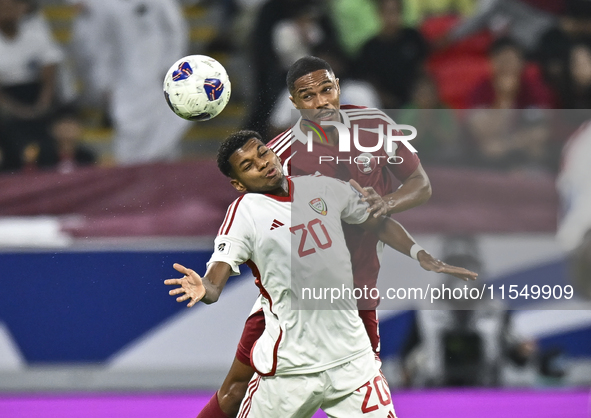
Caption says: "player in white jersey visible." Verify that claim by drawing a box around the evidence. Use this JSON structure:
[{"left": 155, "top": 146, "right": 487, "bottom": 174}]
[
  {"left": 165, "top": 130, "right": 477, "bottom": 417},
  {"left": 196, "top": 57, "right": 433, "bottom": 418}
]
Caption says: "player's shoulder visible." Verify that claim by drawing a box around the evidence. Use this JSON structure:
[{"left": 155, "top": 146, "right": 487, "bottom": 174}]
[
  {"left": 223, "top": 195, "right": 247, "bottom": 216},
  {"left": 292, "top": 173, "right": 349, "bottom": 190},
  {"left": 219, "top": 191, "right": 275, "bottom": 233},
  {"left": 340, "top": 104, "right": 367, "bottom": 111},
  {"left": 225, "top": 193, "right": 263, "bottom": 214},
  {"left": 219, "top": 194, "right": 250, "bottom": 236},
  {"left": 341, "top": 105, "right": 394, "bottom": 125}
]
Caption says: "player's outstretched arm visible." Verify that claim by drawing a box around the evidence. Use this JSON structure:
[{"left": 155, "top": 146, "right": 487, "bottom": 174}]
[
  {"left": 362, "top": 215, "right": 478, "bottom": 282},
  {"left": 352, "top": 180, "right": 477, "bottom": 282},
  {"left": 164, "top": 262, "right": 232, "bottom": 307},
  {"left": 416, "top": 251, "right": 478, "bottom": 282}
]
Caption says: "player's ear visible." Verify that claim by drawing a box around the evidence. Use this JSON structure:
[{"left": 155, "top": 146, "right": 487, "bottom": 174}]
[
  {"left": 335, "top": 78, "right": 340, "bottom": 94},
  {"left": 289, "top": 95, "right": 297, "bottom": 108},
  {"left": 230, "top": 178, "right": 247, "bottom": 193}
]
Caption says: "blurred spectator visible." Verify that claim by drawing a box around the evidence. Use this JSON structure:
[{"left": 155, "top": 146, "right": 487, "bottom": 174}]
[
  {"left": 272, "top": 2, "right": 329, "bottom": 72},
  {"left": 558, "top": 0, "right": 591, "bottom": 43},
  {"left": 201, "top": 0, "right": 240, "bottom": 54},
  {"left": 356, "top": 0, "right": 429, "bottom": 108},
  {"left": 329, "top": 0, "right": 381, "bottom": 58},
  {"left": 243, "top": 0, "right": 307, "bottom": 138},
  {"left": 70, "top": 0, "right": 190, "bottom": 165},
  {"left": 466, "top": 109, "right": 555, "bottom": 172},
  {"left": 68, "top": 0, "right": 103, "bottom": 108},
  {"left": 401, "top": 236, "right": 539, "bottom": 387},
  {"left": 464, "top": 38, "right": 557, "bottom": 172},
  {"left": 50, "top": 111, "right": 96, "bottom": 173},
  {"left": 468, "top": 38, "right": 553, "bottom": 109},
  {"left": 557, "top": 120, "right": 591, "bottom": 299},
  {"left": 244, "top": 0, "right": 339, "bottom": 139},
  {"left": 554, "top": 43, "right": 591, "bottom": 109},
  {"left": 403, "top": 0, "right": 476, "bottom": 27},
  {"left": 0, "top": 0, "right": 62, "bottom": 172},
  {"left": 436, "top": 0, "right": 576, "bottom": 96},
  {"left": 269, "top": 49, "right": 381, "bottom": 136},
  {"left": 440, "top": 0, "right": 568, "bottom": 58},
  {"left": 397, "top": 74, "right": 462, "bottom": 164}
]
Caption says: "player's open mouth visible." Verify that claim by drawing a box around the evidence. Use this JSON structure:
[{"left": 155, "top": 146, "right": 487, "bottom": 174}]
[{"left": 316, "top": 110, "right": 336, "bottom": 121}]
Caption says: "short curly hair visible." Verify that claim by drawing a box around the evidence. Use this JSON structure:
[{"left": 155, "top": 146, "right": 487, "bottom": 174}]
[
  {"left": 286, "top": 56, "right": 334, "bottom": 94},
  {"left": 217, "top": 130, "right": 263, "bottom": 177}
]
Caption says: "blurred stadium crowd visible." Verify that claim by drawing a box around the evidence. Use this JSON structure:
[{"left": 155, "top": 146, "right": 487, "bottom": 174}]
[
  {"left": 1, "top": 0, "right": 591, "bottom": 392},
  {"left": 2, "top": 0, "right": 591, "bottom": 172}
]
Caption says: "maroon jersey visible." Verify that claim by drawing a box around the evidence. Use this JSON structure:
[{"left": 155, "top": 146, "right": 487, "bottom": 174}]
[{"left": 268, "top": 105, "right": 420, "bottom": 309}]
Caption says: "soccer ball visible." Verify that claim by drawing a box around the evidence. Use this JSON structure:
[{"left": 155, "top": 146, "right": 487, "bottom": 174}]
[{"left": 163, "top": 55, "right": 231, "bottom": 121}]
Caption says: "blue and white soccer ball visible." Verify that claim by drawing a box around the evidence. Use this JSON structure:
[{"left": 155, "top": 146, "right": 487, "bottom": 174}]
[{"left": 163, "top": 55, "right": 231, "bottom": 121}]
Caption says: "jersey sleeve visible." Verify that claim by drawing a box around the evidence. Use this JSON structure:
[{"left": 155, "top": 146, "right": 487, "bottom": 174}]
[
  {"left": 327, "top": 177, "right": 370, "bottom": 225},
  {"left": 390, "top": 142, "right": 420, "bottom": 181},
  {"left": 207, "top": 199, "right": 253, "bottom": 275}
]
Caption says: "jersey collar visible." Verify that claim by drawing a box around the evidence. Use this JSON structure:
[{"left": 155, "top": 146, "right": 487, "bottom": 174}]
[
  {"left": 264, "top": 177, "right": 294, "bottom": 202},
  {"left": 292, "top": 109, "right": 351, "bottom": 145}
]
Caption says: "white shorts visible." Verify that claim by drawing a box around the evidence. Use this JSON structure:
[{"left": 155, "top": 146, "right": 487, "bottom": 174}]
[{"left": 237, "top": 351, "right": 397, "bottom": 418}]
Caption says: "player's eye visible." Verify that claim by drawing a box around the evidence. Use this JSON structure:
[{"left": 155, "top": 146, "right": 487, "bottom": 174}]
[{"left": 243, "top": 163, "right": 251, "bottom": 171}]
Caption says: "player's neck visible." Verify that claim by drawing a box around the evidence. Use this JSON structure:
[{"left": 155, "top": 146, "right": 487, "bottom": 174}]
[
  {"left": 275, "top": 177, "right": 290, "bottom": 197},
  {"left": 324, "top": 112, "right": 344, "bottom": 146},
  {"left": 258, "top": 177, "right": 289, "bottom": 197},
  {"left": 325, "top": 128, "right": 339, "bottom": 146},
  {"left": 299, "top": 112, "right": 343, "bottom": 146}
]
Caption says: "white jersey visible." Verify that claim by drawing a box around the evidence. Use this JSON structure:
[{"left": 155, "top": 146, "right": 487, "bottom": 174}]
[
  {"left": 557, "top": 120, "right": 591, "bottom": 251},
  {"left": 208, "top": 175, "right": 372, "bottom": 376},
  {"left": 0, "top": 13, "right": 63, "bottom": 86}
]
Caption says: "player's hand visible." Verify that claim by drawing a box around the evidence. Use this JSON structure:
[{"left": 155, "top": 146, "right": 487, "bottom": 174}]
[
  {"left": 417, "top": 251, "right": 478, "bottom": 282},
  {"left": 349, "top": 179, "right": 393, "bottom": 217},
  {"left": 164, "top": 263, "right": 206, "bottom": 307}
]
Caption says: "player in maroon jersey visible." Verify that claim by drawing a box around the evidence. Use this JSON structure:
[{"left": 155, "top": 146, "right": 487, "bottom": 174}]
[{"left": 198, "top": 56, "right": 432, "bottom": 418}]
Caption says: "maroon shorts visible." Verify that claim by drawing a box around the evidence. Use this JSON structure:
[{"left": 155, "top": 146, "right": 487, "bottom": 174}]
[
  {"left": 235, "top": 308, "right": 265, "bottom": 366},
  {"left": 235, "top": 308, "right": 380, "bottom": 366}
]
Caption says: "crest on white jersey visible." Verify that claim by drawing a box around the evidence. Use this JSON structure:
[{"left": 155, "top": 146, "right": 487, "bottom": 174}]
[{"left": 309, "top": 198, "right": 327, "bottom": 216}]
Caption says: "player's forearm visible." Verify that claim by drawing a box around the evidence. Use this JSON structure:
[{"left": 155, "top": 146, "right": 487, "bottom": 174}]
[
  {"left": 363, "top": 216, "right": 417, "bottom": 258},
  {"left": 200, "top": 262, "right": 232, "bottom": 304},
  {"left": 384, "top": 166, "right": 431, "bottom": 214},
  {"left": 200, "top": 278, "right": 222, "bottom": 304}
]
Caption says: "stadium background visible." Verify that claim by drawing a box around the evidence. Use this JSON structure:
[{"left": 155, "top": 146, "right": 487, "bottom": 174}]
[{"left": 1, "top": 0, "right": 590, "bottom": 417}]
